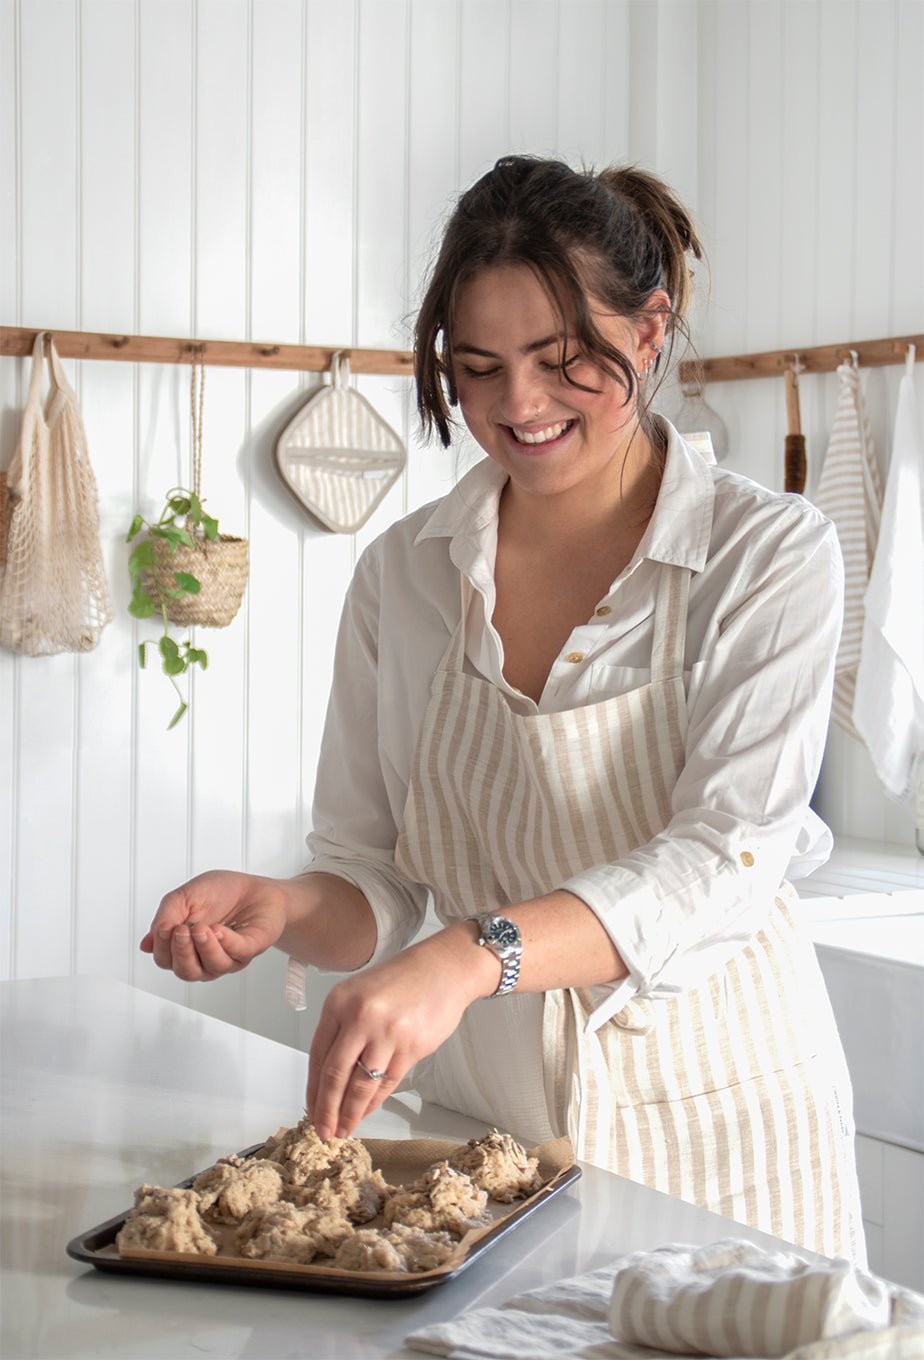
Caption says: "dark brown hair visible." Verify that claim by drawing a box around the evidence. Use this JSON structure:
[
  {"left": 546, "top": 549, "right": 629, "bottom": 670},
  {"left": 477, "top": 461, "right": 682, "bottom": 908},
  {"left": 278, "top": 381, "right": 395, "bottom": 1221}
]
[{"left": 414, "top": 155, "right": 704, "bottom": 448}]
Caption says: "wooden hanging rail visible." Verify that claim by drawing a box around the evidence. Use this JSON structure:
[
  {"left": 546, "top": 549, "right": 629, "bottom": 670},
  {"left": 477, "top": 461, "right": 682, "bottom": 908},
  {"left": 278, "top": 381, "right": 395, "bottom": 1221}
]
[
  {"left": 679, "top": 333, "right": 922, "bottom": 385},
  {"left": 0, "top": 326, "right": 415, "bottom": 377}
]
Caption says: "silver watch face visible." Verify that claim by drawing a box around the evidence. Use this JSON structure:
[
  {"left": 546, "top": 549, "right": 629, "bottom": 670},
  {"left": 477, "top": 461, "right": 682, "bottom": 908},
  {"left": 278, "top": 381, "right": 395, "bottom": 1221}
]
[{"left": 484, "top": 915, "right": 519, "bottom": 950}]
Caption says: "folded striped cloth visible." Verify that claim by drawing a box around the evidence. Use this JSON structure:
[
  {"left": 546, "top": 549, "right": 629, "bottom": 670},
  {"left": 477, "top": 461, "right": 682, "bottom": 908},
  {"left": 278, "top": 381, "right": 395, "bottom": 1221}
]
[
  {"left": 405, "top": 1238, "right": 924, "bottom": 1360},
  {"left": 813, "top": 356, "right": 883, "bottom": 738}
]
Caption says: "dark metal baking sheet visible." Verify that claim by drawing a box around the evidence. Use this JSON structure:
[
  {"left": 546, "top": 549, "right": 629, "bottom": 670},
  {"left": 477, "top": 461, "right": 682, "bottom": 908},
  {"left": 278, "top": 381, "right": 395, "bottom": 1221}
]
[{"left": 66, "top": 1144, "right": 582, "bottom": 1299}]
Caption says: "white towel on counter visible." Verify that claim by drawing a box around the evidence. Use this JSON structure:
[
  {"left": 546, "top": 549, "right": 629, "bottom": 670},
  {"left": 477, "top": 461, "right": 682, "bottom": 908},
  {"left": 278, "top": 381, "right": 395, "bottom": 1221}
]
[
  {"left": 405, "top": 1238, "right": 924, "bottom": 1360},
  {"left": 853, "top": 346, "right": 924, "bottom": 802},
  {"left": 813, "top": 356, "right": 883, "bottom": 736}
]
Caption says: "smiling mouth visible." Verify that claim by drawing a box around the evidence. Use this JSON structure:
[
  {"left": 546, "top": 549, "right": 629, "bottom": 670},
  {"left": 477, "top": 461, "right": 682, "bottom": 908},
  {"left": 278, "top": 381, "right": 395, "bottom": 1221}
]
[{"left": 508, "top": 419, "right": 575, "bottom": 446}]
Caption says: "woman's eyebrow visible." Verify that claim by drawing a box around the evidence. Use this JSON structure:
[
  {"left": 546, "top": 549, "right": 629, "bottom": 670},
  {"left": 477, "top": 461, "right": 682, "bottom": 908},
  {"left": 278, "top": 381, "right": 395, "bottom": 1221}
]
[{"left": 453, "top": 334, "right": 564, "bottom": 359}]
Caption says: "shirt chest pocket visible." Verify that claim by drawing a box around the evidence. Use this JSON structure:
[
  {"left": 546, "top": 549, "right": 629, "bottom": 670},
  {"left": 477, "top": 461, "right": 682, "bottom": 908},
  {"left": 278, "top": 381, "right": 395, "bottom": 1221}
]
[{"left": 588, "top": 661, "right": 706, "bottom": 702}]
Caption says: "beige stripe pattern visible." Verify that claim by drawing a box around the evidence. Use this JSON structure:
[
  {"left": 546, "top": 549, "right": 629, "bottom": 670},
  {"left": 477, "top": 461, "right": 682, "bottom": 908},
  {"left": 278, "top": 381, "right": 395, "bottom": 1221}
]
[
  {"left": 395, "top": 563, "right": 864, "bottom": 1259},
  {"left": 813, "top": 358, "right": 883, "bottom": 736},
  {"left": 275, "top": 385, "right": 406, "bottom": 533}
]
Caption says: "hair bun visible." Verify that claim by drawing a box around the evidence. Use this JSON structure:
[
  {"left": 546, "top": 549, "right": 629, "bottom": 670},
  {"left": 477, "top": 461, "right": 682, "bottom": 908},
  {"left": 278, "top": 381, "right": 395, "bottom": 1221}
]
[{"left": 597, "top": 165, "right": 703, "bottom": 319}]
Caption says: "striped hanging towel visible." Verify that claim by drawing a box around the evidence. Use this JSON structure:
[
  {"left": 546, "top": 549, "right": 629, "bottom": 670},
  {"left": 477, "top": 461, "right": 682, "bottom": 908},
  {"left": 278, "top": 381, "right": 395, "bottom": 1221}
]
[{"left": 813, "top": 354, "right": 883, "bottom": 736}]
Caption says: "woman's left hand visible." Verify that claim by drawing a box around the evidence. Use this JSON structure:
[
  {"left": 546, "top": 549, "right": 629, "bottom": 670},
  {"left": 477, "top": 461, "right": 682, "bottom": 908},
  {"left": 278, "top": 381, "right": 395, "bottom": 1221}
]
[{"left": 306, "top": 923, "right": 498, "bottom": 1140}]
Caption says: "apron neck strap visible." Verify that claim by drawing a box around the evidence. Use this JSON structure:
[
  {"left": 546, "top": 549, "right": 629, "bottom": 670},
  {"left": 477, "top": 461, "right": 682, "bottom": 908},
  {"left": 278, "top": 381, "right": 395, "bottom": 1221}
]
[{"left": 650, "top": 563, "right": 692, "bottom": 682}]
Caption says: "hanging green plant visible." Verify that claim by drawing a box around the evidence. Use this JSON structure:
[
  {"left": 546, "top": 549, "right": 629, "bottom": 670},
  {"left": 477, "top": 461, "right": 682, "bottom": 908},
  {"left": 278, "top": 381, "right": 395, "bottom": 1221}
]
[
  {"left": 125, "top": 360, "right": 248, "bottom": 729},
  {"left": 126, "top": 487, "right": 215, "bottom": 729}
]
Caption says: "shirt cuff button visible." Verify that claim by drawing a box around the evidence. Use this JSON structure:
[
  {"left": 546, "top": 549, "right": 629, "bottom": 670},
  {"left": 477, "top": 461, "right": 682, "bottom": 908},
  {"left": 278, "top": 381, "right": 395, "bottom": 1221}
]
[
  {"left": 740, "top": 851, "right": 755, "bottom": 867},
  {"left": 565, "top": 651, "right": 585, "bottom": 663}
]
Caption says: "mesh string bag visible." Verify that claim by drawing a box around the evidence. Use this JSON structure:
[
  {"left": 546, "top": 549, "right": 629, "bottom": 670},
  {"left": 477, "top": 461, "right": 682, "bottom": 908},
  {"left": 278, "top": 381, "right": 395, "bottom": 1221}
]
[{"left": 0, "top": 331, "right": 112, "bottom": 655}]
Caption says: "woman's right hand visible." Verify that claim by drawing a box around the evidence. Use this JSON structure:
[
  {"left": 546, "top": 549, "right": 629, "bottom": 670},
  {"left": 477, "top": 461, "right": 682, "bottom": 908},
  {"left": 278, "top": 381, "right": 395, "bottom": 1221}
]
[{"left": 140, "top": 870, "right": 289, "bottom": 982}]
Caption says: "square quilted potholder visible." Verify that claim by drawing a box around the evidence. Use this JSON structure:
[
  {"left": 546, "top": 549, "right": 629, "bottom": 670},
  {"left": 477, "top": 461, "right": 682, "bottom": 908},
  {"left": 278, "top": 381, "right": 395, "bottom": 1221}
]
[{"left": 275, "top": 353, "right": 407, "bottom": 533}]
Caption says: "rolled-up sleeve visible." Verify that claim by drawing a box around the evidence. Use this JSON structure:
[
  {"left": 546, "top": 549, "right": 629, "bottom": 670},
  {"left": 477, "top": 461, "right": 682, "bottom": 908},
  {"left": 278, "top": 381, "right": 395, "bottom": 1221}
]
[
  {"left": 562, "top": 507, "right": 844, "bottom": 1030},
  {"left": 287, "top": 541, "right": 430, "bottom": 1007}
]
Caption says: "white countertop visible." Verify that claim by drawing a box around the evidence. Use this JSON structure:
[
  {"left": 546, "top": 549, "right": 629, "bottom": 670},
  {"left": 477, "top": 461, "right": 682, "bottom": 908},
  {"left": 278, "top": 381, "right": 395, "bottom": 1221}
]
[{"left": 1, "top": 975, "right": 821, "bottom": 1360}]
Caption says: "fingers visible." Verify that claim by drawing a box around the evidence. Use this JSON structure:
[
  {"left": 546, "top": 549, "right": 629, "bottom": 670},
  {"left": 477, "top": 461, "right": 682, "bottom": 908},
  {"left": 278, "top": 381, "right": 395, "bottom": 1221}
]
[
  {"left": 307, "top": 1009, "right": 408, "bottom": 1140},
  {"left": 154, "top": 922, "right": 253, "bottom": 982}
]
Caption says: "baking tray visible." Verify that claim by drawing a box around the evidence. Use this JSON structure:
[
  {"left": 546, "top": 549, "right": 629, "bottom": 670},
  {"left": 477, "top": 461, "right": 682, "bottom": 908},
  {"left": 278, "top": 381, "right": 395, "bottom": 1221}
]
[{"left": 66, "top": 1139, "right": 582, "bottom": 1299}]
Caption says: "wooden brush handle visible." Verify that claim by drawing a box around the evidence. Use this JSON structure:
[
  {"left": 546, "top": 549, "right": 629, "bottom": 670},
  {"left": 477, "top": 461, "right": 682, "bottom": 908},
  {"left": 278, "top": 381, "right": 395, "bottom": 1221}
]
[{"left": 784, "top": 434, "right": 807, "bottom": 493}]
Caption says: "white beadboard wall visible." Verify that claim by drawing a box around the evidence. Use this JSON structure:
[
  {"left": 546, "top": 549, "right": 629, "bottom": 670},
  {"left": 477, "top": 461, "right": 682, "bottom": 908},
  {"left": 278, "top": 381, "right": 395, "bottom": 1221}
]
[{"left": 1, "top": 0, "right": 921, "bottom": 1049}]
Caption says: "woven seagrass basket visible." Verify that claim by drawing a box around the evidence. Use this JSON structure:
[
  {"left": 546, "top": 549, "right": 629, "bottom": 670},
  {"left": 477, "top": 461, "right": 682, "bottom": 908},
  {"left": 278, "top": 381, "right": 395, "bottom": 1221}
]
[{"left": 144, "top": 532, "right": 248, "bottom": 628}]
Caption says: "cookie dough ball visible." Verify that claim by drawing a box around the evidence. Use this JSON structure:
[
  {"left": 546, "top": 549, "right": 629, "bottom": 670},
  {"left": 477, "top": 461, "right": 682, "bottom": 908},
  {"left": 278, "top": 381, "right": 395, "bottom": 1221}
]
[
  {"left": 333, "top": 1223, "right": 456, "bottom": 1273},
  {"left": 288, "top": 1163, "right": 392, "bottom": 1224},
  {"left": 263, "top": 1117, "right": 372, "bottom": 1187},
  {"left": 383, "top": 1161, "right": 488, "bottom": 1237},
  {"left": 236, "top": 1201, "right": 353, "bottom": 1265},
  {"left": 333, "top": 1228, "right": 404, "bottom": 1272},
  {"left": 193, "top": 1155, "right": 286, "bottom": 1224},
  {"left": 387, "top": 1222, "right": 457, "bottom": 1271},
  {"left": 448, "top": 1130, "right": 543, "bottom": 1202},
  {"left": 116, "top": 1184, "right": 220, "bottom": 1256}
]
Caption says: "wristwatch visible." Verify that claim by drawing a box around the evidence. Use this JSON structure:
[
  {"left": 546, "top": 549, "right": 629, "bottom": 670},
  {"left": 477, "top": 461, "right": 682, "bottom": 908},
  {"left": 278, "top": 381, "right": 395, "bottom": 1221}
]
[{"left": 475, "top": 913, "right": 522, "bottom": 997}]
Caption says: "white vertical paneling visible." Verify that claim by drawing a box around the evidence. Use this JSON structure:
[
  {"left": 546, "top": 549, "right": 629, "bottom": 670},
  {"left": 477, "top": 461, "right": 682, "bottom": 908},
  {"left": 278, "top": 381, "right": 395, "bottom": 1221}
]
[
  {"left": 854, "top": 0, "right": 896, "bottom": 341},
  {"left": 405, "top": 0, "right": 459, "bottom": 511},
  {"left": 299, "top": 0, "right": 357, "bottom": 860},
  {"left": 743, "top": 0, "right": 783, "bottom": 492},
  {"left": 891, "top": 0, "right": 923, "bottom": 334},
  {"left": 353, "top": 0, "right": 410, "bottom": 556},
  {"left": 557, "top": 1, "right": 608, "bottom": 168},
  {"left": 13, "top": 0, "right": 80, "bottom": 980},
  {"left": 814, "top": 0, "right": 858, "bottom": 342},
  {"left": 601, "top": 1, "right": 631, "bottom": 165},
  {"left": 131, "top": 0, "right": 194, "bottom": 1002},
  {"left": 458, "top": 0, "right": 509, "bottom": 184},
  {"left": 508, "top": 0, "right": 560, "bottom": 154},
  {"left": 238, "top": 0, "right": 305, "bottom": 1044},
  {"left": 187, "top": 0, "right": 251, "bottom": 1031},
  {"left": 72, "top": 0, "right": 136, "bottom": 981}
]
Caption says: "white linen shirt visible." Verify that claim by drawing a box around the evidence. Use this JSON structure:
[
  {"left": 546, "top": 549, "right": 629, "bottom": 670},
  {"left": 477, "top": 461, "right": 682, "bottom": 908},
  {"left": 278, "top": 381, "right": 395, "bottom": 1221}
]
[{"left": 294, "top": 421, "right": 842, "bottom": 1020}]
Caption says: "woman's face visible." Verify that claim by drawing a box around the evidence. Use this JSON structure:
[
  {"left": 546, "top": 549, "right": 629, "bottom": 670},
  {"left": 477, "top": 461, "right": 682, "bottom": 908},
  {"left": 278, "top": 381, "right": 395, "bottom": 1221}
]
[{"left": 451, "top": 264, "right": 667, "bottom": 506}]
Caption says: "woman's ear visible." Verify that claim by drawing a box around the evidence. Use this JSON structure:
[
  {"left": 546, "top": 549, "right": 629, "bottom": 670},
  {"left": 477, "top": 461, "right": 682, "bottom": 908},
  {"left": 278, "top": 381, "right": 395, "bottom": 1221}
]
[{"left": 637, "top": 289, "right": 671, "bottom": 356}]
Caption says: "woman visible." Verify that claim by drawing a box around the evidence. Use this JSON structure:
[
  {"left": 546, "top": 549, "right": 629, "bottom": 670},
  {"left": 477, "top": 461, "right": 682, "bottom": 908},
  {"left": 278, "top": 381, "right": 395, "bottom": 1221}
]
[{"left": 143, "top": 156, "right": 863, "bottom": 1261}]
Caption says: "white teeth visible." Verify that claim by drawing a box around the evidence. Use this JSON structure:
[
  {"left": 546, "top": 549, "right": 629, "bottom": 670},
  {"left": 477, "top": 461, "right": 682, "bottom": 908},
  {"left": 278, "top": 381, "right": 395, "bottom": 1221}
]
[{"left": 511, "top": 420, "right": 570, "bottom": 445}]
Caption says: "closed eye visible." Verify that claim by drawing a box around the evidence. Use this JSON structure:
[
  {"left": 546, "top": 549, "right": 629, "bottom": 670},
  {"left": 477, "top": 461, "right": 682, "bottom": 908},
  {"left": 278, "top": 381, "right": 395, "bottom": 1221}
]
[{"left": 459, "top": 364, "right": 501, "bottom": 379}]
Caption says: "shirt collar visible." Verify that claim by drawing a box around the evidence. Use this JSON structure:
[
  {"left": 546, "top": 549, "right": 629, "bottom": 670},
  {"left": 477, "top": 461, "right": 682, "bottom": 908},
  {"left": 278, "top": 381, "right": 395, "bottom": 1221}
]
[{"left": 413, "top": 418, "right": 714, "bottom": 576}]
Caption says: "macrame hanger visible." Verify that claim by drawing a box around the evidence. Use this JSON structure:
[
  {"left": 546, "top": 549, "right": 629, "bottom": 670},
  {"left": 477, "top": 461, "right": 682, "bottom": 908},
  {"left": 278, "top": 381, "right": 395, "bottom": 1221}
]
[{"left": 190, "top": 349, "right": 205, "bottom": 501}]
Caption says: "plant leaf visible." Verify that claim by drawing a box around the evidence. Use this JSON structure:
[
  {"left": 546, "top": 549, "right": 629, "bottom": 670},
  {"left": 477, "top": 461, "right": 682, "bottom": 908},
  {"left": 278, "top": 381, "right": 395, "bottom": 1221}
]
[
  {"left": 126, "top": 514, "right": 146, "bottom": 542},
  {"left": 175, "top": 571, "right": 201, "bottom": 593},
  {"left": 168, "top": 496, "right": 191, "bottom": 517},
  {"left": 129, "top": 540, "right": 157, "bottom": 575},
  {"left": 167, "top": 700, "right": 188, "bottom": 729},
  {"left": 159, "top": 635, "right": 186, "bottom": 676},
  {"left": 201, "top": 514, "right": 219, "bottom": 541},
  {"left": 138, "top": 642, "right": 148, "bottom": 668},
  {"left": 128, "top": 591, "right": 156, "bottom": 619}
]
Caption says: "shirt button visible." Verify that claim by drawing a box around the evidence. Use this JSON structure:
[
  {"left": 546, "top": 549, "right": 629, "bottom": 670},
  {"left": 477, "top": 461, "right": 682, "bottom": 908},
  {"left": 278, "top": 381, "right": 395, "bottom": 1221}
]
[
  {"left": 595, "top": 605, "right": 612, "bottom": 616},
  {"left": 565, "top": 651, "right": 585, "bottom": 664},
  {"left": 740, "top": 851, "right": 755, "bottom": 867}
]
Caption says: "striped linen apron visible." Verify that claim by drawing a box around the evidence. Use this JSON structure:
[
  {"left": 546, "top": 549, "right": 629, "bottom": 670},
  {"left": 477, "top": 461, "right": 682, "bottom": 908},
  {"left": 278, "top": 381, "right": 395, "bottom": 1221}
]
[{"left": 394, "top": 563, "right": 864, "bottom": 1261}]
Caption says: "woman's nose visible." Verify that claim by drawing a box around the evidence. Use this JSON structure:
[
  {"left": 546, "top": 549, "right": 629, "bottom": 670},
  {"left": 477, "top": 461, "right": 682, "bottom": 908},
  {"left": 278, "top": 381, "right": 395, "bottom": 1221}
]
[{"left": 500, "top": 368, "right": 548, "bottom": 423}]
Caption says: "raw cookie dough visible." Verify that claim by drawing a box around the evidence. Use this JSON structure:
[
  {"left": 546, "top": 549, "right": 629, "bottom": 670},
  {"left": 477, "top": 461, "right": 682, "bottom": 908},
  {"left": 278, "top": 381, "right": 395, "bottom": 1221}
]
[
  {"left": 383, "top": 1161, "right": 488, "bottom": 1237},
  {"left": 263, "top": 1117, "right": 372, "bottom": 1186},
  {"left": 115, "top": 1184, "right": 220, "bottom": 1256},
  {"left": 448, "top": 1130, "right": 543, "bottom": 1202},
  {"left": 236, "top": 1201, "right": 353, "bottom": 1265},
  {"left": 288, "top": 1162, "right": 391, "bottom": 1224},
  {"left": 334, "top": 1222, "right": 457, "bottom": 1273},
  {"left": 192, "top": 1154, "right": 287, "bottom": 1224}
]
